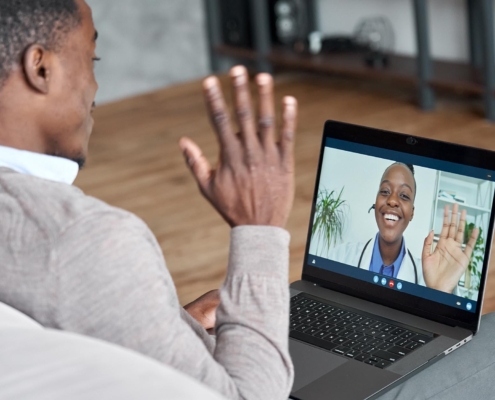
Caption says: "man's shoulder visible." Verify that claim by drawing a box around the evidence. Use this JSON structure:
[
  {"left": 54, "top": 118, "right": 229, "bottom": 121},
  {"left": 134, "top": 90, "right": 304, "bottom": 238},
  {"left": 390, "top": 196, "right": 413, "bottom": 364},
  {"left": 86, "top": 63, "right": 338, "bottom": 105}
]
[{"left": 0, "top": 169, "right": 143, "bottom": 237}]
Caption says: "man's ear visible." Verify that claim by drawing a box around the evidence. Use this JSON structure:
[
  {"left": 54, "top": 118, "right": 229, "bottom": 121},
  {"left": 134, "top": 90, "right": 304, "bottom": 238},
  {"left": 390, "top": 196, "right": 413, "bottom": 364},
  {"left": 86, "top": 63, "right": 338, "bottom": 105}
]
[
  {"left": 23, "top": 44, "right": 52, "bottom": 94},
  {"left": 411, "top": 206, "right": 415, "bottom": 222}
]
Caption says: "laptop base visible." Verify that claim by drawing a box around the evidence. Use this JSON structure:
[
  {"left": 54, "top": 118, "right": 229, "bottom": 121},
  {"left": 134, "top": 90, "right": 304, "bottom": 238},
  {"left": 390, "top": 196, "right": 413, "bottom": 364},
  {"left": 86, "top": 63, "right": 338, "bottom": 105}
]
[{"left": 289, "top": 280, "right": 472, "bottom": 399}]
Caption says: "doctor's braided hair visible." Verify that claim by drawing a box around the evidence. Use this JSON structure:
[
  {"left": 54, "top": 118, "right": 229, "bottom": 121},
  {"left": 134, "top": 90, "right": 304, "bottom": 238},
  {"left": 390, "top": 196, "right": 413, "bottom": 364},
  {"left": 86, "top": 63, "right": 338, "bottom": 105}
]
[{"left": 0, "top": 0, "right": 81, "bottom": 87}]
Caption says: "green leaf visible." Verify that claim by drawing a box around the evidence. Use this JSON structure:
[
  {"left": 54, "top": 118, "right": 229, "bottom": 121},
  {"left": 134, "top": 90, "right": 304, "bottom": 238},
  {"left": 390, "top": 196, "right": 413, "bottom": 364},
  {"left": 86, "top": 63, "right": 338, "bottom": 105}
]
[{"left": 311, "top": 187, "right": 349, "bottom": 255}]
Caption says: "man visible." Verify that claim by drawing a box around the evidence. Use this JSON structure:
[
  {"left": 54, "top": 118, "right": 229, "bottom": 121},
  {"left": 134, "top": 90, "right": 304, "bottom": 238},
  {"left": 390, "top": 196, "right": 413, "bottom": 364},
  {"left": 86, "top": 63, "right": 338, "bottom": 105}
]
[
  {"left": 0, "top": 1, "right": 296, "bottom": 399},
  {"left": 0, "top": 1, "right": 494, "bottom": 400}
]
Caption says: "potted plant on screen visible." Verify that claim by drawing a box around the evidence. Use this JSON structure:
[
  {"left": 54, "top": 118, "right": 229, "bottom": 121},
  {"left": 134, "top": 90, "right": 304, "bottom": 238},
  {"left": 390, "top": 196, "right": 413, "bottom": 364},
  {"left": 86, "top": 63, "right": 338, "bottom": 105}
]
[
  {"left": 311, "top": 187, "right": 348, "bottom": 257},
  {"left": 463, "top": 223, "right": 485, "bottom": 299}
]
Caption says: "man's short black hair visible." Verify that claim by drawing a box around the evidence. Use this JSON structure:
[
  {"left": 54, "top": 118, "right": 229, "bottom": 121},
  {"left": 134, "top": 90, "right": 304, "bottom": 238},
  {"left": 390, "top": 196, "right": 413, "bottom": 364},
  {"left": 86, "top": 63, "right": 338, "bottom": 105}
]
[{"left": 0, "top": 0, "right": 81, "bottom": 86}]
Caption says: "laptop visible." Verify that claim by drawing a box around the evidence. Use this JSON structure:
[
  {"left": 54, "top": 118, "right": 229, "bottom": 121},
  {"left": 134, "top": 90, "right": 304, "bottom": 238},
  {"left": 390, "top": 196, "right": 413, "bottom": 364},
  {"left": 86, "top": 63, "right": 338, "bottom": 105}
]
[{"left": 289, "top": 120, "right": 495, "bottom": 400}]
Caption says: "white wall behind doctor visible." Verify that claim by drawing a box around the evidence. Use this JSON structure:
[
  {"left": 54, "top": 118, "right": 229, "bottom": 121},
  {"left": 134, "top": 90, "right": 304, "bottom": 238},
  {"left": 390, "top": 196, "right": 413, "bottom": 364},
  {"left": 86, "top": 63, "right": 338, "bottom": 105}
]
[{"left": 309, "top": 148, "right": 437, "bottom": 261}]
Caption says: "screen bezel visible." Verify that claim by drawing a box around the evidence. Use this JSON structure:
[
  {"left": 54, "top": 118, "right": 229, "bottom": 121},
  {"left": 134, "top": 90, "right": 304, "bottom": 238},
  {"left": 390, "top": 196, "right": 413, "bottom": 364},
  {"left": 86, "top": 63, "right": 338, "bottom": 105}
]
[{"left": 302, "top": 120, "right": 495, "bottom": 332}]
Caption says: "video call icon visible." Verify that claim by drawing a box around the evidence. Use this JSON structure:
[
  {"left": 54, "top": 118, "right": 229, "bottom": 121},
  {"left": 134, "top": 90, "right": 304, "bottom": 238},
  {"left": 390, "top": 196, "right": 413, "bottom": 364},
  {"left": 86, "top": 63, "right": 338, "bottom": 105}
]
[{"left": 374, "top": 276, "right": 402, "bottom": 291}]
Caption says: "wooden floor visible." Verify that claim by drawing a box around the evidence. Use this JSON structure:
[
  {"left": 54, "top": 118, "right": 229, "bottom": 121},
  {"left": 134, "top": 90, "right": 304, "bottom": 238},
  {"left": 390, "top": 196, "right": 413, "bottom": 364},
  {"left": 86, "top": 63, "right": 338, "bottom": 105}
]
[{"left": 76, "top": 72, "right": 495, "bottom": 314}]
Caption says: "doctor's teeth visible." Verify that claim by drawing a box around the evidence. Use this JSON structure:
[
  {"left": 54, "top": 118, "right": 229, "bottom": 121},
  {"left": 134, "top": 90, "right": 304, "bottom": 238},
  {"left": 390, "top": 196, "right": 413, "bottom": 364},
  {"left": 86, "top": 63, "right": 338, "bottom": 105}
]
[{"left": 385, "top": 214, "right": 399, "bottom": 221}]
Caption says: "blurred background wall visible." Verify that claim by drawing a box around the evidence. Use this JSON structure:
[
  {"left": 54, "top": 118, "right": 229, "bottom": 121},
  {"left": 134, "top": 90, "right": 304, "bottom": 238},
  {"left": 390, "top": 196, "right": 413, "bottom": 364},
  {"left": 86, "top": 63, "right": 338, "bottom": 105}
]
[
  {"left": 86, "top": 0, "right": 210, "bottom": 104},
  {"left": 87, "top": 0, "right": 473, "bottom": 104}
]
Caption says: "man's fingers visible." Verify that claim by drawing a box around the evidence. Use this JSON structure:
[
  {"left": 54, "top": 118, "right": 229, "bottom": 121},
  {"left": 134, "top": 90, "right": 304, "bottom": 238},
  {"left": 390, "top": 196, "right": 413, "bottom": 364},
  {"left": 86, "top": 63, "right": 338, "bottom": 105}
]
[
  {"left": 230, "top": 66, "right": 259, "bottom": 152},
  {"left": 280, "top": 96, "right": 298, "bottom": 169},
  {"left": 464, "top": 227, "right": 479, "bottom": 260},
  {"left": 455, "top": 209, "right": 467, "bottom": 244},
  {"left": 179, "top": 137, "right": 212, "bottom": 192},
  {"left": 202, "top": 76, "right": 239, "bottom": 161},
  {"left": 256, "top": 73, "right": 276, "bottom": 147},
  {"left": 448, "top": 203, "right": 459, "bottom": 239},
  {"left": 422, "top": 230, "right": 434, "bottom": 261}
]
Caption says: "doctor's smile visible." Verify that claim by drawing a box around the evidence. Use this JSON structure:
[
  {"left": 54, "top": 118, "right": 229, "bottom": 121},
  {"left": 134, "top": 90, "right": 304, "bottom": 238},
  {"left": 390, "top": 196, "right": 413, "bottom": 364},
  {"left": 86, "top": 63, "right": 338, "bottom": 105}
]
[
  {"left": 383, "top": 213, "right": 400, "bottom": 222},
  {"left": 381, "top": 211, "right": 402, "bottom": 227}
]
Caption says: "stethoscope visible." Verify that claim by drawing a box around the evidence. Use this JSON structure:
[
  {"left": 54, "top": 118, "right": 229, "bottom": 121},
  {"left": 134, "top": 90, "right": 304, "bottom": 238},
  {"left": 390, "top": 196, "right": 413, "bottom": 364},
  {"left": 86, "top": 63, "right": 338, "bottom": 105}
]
[{"left": 358, "top": 204, "right": 419, "bottom": 284}]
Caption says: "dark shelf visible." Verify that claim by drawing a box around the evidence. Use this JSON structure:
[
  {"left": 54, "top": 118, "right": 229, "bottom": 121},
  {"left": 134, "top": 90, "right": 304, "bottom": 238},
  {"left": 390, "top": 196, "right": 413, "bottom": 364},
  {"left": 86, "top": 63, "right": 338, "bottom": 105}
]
[
  {"left": 430, "top": 60, "right": 484, "bottom": 95},
  {"left": 206, "top": 0, "right": 495, "bottom": 120},
  {"left": 215, "top": 45, "right": 486, "bottom": 96},
  {"left": 269, "top": 47, "right": 418, "bottom": 86},
  {"left": 216, "top": 44, "right": 258, "bottom": 61}
]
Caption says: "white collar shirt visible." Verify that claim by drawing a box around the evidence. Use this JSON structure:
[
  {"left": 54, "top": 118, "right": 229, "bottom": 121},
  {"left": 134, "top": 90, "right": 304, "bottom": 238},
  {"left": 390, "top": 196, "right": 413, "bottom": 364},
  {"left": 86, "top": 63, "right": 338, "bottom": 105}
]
[{"left": 0, "top": 145, "right": 79, "bottom": 185}]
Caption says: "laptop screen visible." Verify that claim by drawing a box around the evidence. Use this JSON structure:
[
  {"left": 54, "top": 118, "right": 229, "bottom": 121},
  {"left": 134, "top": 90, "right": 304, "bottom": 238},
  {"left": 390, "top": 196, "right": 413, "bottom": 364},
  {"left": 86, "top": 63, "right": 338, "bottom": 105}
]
[{"left": 306, "top": 136, "right": 495, "bottom": 316}]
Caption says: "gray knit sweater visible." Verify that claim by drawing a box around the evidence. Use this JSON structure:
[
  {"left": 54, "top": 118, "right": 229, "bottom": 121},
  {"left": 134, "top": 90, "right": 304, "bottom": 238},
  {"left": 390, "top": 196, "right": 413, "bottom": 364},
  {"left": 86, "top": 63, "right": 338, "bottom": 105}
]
[{"left": 0, "top": 167, "right": 293, "bottom": 399}]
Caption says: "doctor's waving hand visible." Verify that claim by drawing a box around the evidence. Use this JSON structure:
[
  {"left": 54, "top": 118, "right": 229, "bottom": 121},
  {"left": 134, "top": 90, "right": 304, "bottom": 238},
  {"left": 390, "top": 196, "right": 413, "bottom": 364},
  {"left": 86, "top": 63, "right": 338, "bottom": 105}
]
[
  {"left": 328, "top": 162, "right": 479, "bottom": 294},
  {"left": 422, "top": 203, "right": 479, "bottom": 294}
]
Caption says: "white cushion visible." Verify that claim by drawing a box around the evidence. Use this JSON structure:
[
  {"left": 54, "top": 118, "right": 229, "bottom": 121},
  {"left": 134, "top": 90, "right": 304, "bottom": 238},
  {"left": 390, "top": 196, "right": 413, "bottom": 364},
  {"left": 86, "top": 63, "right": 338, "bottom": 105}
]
[
  {"left": 0, "top": 328, "right": 226, "bottom": 400},
  {"left": 0, "top": 302, "right": 42, "bottom": 329}
]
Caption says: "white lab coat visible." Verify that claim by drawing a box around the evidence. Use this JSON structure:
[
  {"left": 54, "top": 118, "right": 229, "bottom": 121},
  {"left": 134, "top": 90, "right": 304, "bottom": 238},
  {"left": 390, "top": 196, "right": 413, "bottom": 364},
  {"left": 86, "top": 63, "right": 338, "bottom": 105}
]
[{"left": 328, "top": 235, "right": 426, "bottom": 287}]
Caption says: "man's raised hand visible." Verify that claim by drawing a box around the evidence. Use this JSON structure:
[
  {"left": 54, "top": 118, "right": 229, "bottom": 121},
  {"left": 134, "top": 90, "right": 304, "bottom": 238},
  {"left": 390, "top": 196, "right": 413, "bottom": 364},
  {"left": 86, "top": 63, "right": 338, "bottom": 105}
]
[{"left": 179, "top": 66, "right": 298, "bottom": 228}]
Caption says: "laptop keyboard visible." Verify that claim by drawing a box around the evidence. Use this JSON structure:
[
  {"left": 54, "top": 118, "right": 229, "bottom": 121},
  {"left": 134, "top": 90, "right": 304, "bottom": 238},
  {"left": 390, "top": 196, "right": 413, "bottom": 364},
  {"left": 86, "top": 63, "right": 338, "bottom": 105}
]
[{"left": 290, "top": 294, "right": 435, "bottom": 369}]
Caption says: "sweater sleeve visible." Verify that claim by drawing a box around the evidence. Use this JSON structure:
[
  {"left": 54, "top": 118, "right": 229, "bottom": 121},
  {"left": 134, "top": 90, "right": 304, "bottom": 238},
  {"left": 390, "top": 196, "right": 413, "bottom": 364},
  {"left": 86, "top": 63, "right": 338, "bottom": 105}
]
[{"left": 53, "top": 210, "right": 293, "bottom": 400}]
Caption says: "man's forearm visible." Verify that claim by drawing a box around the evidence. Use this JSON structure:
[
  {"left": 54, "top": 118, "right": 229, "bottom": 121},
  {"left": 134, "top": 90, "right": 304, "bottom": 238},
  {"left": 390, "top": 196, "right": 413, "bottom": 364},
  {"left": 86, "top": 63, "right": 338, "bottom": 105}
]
[{"left": 213, "top": 226, "right": 293, "bottom": 399}]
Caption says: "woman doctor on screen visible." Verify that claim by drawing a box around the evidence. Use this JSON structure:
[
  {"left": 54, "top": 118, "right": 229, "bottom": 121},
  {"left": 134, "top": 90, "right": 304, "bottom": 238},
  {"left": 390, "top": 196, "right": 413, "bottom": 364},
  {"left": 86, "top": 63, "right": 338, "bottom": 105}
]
[{"left": 328, "top": 162, "right": 479, "bottom": 294}]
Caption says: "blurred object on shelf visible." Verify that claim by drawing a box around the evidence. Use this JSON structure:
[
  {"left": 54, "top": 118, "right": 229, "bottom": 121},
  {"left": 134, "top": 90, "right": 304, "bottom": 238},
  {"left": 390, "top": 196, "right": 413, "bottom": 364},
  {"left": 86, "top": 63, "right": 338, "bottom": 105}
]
[
  {"left": 219, "top": 0, "right": 252, "bottom": 48},
  {"left": 354, "top": 16, "right": 395, "bottom": 68},
  {"left": 304, "top": 32, "right": 370, "bottom": 55},
  {"left": 270, "top": 0, "right": 316, "bottom": 47},
  {"left": 297, "top": 16, "right": 394, "bottom": 64}
]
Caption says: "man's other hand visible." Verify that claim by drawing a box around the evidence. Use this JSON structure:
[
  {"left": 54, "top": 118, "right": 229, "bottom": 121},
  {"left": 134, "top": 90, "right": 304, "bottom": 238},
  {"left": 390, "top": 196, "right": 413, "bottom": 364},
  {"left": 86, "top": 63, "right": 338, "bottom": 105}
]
[
  {"left": 179, "top": 65, "right": 298, "bottom": 228},
  {"left": 184, "top": 290, "right": 220, "bottom": 331}
]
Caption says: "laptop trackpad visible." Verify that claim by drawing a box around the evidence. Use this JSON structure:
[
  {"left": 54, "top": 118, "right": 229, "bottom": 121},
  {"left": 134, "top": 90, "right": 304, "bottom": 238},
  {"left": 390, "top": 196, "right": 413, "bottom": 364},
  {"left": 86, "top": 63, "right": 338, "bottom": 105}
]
[{"left": 290, "top": 339, "right": 347, "bottom": 392}]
